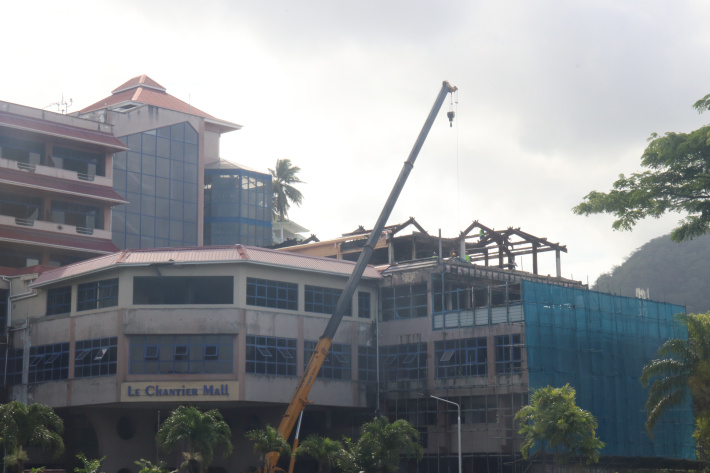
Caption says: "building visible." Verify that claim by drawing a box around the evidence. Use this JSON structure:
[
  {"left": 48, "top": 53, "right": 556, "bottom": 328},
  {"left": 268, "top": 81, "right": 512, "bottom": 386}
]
[
  {"left": 77, "top": 75, "right": 272, "bottom": 249},
  {"left": 1, "top": 245, "right": 380, "bottom": 473},
  {"left": 0, "top": 101, "right": 127, "bottom": 268},
  {"left": 0, "top": 235, "right": 697, "bottom": 473}
]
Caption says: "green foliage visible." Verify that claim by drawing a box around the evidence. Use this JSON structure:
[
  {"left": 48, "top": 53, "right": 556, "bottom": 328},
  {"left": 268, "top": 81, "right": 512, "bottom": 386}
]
[
  {"left": 0, "top": 401, "right": 65, "bottom": 473},
  {"left": 4, "top": 446, "right": 29, "bottom": 473},
  {"left": 592, "top": 233, "right": 710, "bottom": 314},
  {"left": 269, "top": 158, "right": 305, "bottom": 221},
  {"left": 515, "top": 384, "right": 605, "bottom": 465},
  {"left": 574, "top": 93, "right": 710, "bottom": 242},
  {"left": 134, "top": 459, "right": 170, "bottom": 473},
  {"left": 74, "top": 453, "right": 105, "bottom": 473},
  {"left": 295, "top": 435, "right": 345, "bottom": 473},
  {"left": 245, "top": 424, "right": 291, "bottom": 469},
  {"left": 641, "top": 312, "right": 710, "bottom": 448},
  {"left": 348, "top": 416, "right": 423, "bottom": 473},
  {"left": 155, "top": 406, "right": 233, "bottom": 469}
]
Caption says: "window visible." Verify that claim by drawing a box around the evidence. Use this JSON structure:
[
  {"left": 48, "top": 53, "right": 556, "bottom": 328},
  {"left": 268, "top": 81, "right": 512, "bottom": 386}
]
[
  {"left": 133, "top": 276, "right": 233, "bottom": 304},
  {"left": 52, "top": 146, "right": 104, "bottom": 177},
  {"left": 246, "top": 335, "right": 296, "bottom": 376},
  {"left": 432, "top": 280, "right": 472, "bottom": 313},
  {"left": 380, "top": 343, "right": 427, "bottom": 382},
  {"left": 1, "top": 348, "right": 23, "bottom": 386},
  {"left": 0, "top": 191, "right": 42, "bottom": 221},
  {"left": 129, "top": 335, "right": 233, "bottom": 374},
  {"left": 47, "top": 286, "right": 72, "bottom": 315},
  {"left": 435, "top": 338, "right": 487, "bottom": 378},
  {"left": 358, "top": 291, "right": 371, "bottom": 319},
  {"left": 77, "top": 279, "right": 118, "bottom": 311},
  {"left": 305, "top": 286, "right": 351, "bottom": 316},
  {"left": 495, "top": 334, "right": 522, "bottom": 374},
  {"left": 246, "top": 278, "right": 297, "bottom": 310},
  {"left": 0, "top": 134, "right": 43, "bottom": 166},
  {"left": 358, "top": 345, "right": 378, "bottom": 383},
  {"left": 304, "top": 341, "right": 351, "bottom": 380},
  {"left": 29, "top": 343, "right": 69, "bottom": 383},
  {"left": 75, "top": 337, "right": 117, "bottom": 378},
  {"left": 381, "top": 283, "right": 428, "bottom": 320},
  {"left": 51, "top": 201, "right": 103, "bottom": 230}
]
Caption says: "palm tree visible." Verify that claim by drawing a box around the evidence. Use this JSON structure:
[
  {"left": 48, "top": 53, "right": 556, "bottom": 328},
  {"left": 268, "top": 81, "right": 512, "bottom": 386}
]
[
  {"left": 155, "top": 406, "right": 232, "bottom": 472},
  {"left": 641, "top": 312, "right": 710, "bottom": 441},
  {"left": 352, "top": 416, "right": 422, "bottom": 473},
  {"left": 294, "top": 435, "right": 344, "bottom": 473},
  {"left": 0, "top": 401, "right": 64, "bottom": 473},
  {"left": 269, "top": 159, "right": 304, "bottom": 221},
  {"left": 245, "top": 424, "right": 291, "bottom": 472}
]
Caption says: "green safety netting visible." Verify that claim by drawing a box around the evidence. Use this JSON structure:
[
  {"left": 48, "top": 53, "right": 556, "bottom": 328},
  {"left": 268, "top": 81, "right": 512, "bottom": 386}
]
[{"left": 522, "top": 280, "right": 695, "bottom": 459}]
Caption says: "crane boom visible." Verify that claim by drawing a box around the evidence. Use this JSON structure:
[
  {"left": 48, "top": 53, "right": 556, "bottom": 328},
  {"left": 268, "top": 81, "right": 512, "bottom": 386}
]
[{"left": 264, "top": 81, "right": 457, "bottom": 473}]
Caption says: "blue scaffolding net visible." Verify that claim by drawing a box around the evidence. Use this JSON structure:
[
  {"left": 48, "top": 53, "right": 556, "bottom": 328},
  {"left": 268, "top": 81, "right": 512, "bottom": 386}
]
[{"left": 522, "top": 280, "right": 696, "bottom": 460}]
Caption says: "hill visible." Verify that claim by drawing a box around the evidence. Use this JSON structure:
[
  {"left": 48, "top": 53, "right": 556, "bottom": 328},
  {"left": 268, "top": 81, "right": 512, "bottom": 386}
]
[{"left": 593, "top": 233, "right": 710, "bottom": 314}]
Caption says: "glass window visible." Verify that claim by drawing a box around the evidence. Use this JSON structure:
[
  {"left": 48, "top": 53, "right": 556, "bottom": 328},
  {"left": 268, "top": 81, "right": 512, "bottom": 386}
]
[
  {"left": 129, "top": 335, "right": 233, "bottom": 374},
  {"left": 133, "top": 276, "right": 233, "bottom": 304},
  {"left": 304, "top": 341, "right": 351, "bottom": 380},
  {"left": 435, "top": 338, "right": 487, "bottom": 378},
  {"left": 380, "top": 343, "right": 427, "bottom": 382},
  {"left": 29, "top": 343, "right": 69, "bottom": 384},
  {"left": 305, "top": 285, "right": 351, "bottom": 316},
  {"left": 381, "top": 283, "right": 428, "bottom": 321},
  {"left": 47, "top": 286, "right": 72, "bottom": 315},
  {"left": 495, "top": 334, "right": 522, "bottom": 374},
  {"left": 75, "top": 337, "right": 117, "bottom": 378},
  {"left": 358, "top": 291, "right": 371, "bottom": 319},
  {"left": 246, "top": 335, "right": 296, "bottom": 376},
  {"left": 77, "top": 279, "right": 118, "bottom": 311},
  {"left": 246, "top": 278, "right": 297, "bottom": 310}
]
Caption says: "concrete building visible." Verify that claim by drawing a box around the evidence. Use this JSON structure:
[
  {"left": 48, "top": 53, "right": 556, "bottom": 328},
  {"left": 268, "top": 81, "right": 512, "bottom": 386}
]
[
  {"left": 0, "top": 237, "right": 697, "bottom": 473},
  {"left": 0, "top": 101, "right": 127, "bottom": 268},
  {"left": 1, "top": 245, "right": 379, "bottom": 473}
]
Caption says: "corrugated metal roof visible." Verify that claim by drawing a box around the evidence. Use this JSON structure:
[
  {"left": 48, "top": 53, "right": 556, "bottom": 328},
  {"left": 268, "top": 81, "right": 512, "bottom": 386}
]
[
  {"left": 0, "top": 110, "right": 127, "bottom": 150},
  {"left": 30, "top": 244, "right": 382, "bottom": 287},
  {"left": 79, "top": 76, "right": 241, "bottom": 131},
  {"left": 1, "top": 167, "right": 128, "bottom": 204}
]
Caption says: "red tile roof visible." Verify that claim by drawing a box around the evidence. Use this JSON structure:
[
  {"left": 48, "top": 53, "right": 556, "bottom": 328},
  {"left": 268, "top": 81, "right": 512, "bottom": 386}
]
[
  {"left": 31, "top": 244, "right": 382, "bottom": 287},
  {"left": 79, "top": 75, "right": 241, "bottom": 131},
  {"left": 0, "top": 167, "right": 128, "bottom": 204},
  {"left": 0, "top": 110, "right": 127, "bottom": 150},
  {"left": 0, "top": 225, "right": 119, "bottom": 254}
]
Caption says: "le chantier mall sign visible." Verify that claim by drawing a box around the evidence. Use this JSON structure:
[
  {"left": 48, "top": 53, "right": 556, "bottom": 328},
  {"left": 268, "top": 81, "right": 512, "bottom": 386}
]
[{"left": 121, "top": 381, "right": 238, "bottom": 402}]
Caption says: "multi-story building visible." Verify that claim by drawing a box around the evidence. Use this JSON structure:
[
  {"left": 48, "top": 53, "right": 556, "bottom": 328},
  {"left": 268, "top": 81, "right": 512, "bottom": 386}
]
[
  {"left": 0, "top": 238, "right": 696, "bottom": 473},
  {"left": 77, "top": 75, "right": 272, "bottom": 249},
  {"left": 0, "top": 101, "right": 127, "bottom": 269}
]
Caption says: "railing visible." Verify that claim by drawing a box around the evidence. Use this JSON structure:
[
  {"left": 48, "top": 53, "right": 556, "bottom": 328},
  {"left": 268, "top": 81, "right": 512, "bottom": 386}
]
[
  {"left": 16, "top": 161, "right": 36, "bottom": 172},
  {"left": 77, "top": 172, "right": 95, "bottom": 182},
  {"left": 14, "top": 217, "right": 35, "bottom": 227},
  {"left": 76, "top": 226, "right": 94, "bottom": 235}
]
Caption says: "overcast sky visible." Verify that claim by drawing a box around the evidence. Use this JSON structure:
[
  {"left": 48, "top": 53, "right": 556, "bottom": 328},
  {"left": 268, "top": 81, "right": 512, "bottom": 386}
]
[{"left": 4, "top": 0, "right": 710, "bottom": 286}]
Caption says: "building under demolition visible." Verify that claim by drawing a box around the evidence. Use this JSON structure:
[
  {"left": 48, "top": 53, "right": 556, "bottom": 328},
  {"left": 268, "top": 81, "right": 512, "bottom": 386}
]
[{"left": 0, "top": 219, "right": 697, "bottom": 473}]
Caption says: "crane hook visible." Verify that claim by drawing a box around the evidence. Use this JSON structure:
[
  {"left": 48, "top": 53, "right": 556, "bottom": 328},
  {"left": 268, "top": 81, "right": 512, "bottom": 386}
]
[{"left": 447, "top": 110, "right": 455, "bottom": 127}]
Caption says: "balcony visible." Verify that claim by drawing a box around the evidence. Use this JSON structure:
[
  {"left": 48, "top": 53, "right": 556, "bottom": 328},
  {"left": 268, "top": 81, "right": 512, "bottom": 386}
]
[
  {"left": 0, "top": 214, "right": 111, "bottom": 239},
  {"left": 0, "top": 157, "right": 112, "bottom": 187}
]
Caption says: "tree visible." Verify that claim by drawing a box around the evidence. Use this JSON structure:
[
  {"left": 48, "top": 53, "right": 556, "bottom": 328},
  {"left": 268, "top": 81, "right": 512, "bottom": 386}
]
[
  {"left": 269, "top": 158, "right": 304, "bottom": 221},
  {"left": 640, "top": 312, "right": 710, "bottom": 452},
  {"left": 0, "top": 401, "right": 64, "bottom": 472},
  {"left": 245, "top": 424, "right": 291, "bottom": 471},
  {"left": 294, "top": 435, "right": 344, "bottom": 473},
  {"left": 155, "top": 406, "right": 232, "bottom": 473},
  {"left": 74, "top": 453, "right": 105, "bottom": 473},
  {"left": 349, "top": 416, "right": 423, "bottom": 473},
  {"left": 573, "top": 94, "right": 710, "bottom": 242},
  {"left": 515, "top": 384, "right": 604, "bottom": 466}
]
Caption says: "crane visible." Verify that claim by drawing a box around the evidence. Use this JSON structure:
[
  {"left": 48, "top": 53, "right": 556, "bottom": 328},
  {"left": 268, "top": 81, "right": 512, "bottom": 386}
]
[{"left": 264, "top": 81, "right": 458, "bottom": 473}]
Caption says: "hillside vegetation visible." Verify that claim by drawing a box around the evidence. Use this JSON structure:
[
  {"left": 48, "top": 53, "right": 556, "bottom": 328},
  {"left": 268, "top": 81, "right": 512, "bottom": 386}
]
[{"left": 593, "top": 234, "right": 710, "bottom": 314}]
